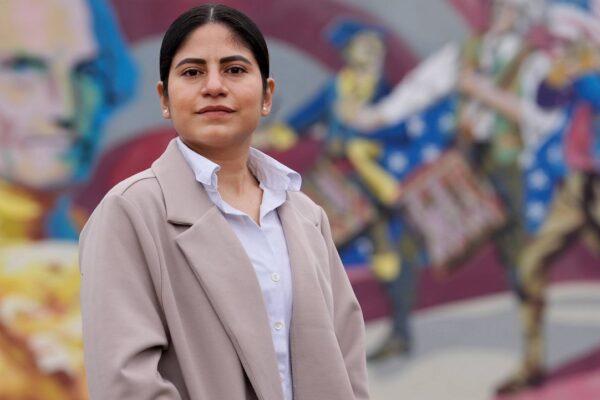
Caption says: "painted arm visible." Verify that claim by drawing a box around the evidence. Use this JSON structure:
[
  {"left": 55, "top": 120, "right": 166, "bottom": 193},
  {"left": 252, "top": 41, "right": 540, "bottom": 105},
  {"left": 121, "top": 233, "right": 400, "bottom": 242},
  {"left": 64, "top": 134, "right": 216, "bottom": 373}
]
[
  {"left": 458, "top": 70, "right": 522, "bottom": 123},
  {"left": 286, "top": 81, "right": 334, "bottom": 133},
  {"left": 79, "top": 195, "right": 182, "bottom": 400},
  {"left": 347, "top": 43, "right": 460, "bottom": 131},
  {"left": 264, "top": 82, "right": 334, "bottom": 151}
]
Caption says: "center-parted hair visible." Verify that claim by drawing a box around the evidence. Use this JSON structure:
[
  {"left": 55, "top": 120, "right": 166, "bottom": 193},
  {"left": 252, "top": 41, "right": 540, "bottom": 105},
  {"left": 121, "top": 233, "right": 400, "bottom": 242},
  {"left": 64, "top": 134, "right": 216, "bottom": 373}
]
[{"left": 159, "top": 4, "right": 270, "bottom": 95}]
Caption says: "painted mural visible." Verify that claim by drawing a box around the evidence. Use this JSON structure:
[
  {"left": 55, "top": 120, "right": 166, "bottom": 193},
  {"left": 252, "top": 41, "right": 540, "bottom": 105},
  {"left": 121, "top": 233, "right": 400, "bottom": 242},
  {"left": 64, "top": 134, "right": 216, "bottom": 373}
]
[
  {"left": 1, "top": 0, "right": 599, "bottom": 398},
  {"left": 0, "top": 0, "right": 135, "bottom": 397}
]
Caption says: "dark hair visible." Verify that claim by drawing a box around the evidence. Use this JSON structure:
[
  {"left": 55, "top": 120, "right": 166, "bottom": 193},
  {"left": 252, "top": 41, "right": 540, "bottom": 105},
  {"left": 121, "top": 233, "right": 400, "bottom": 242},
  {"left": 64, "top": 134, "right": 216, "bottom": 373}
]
[{"left": 159, "top": 4, "right": 270, "bottom": 95}]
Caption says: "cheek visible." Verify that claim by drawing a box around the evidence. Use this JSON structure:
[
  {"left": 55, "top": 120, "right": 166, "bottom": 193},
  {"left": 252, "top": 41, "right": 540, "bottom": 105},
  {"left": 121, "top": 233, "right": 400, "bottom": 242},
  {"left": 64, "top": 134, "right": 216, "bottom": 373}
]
[
  {"left": 240, "top": 85, "right": 266, "bottom": 110},
  {"left": 0, "top": 78, "right": 43, "bottom": 120},
  {"left": 240, "top": 99, "right": 264, "bottom": 125},
  {"left": 0, "top": 91, "right": 37, "bottom": 142},
  {"left": 166, "top": 83, "right": 196, "bottom": 111},
  {"left": 73, "top": 76, "right": 102, "bottom": 136}
]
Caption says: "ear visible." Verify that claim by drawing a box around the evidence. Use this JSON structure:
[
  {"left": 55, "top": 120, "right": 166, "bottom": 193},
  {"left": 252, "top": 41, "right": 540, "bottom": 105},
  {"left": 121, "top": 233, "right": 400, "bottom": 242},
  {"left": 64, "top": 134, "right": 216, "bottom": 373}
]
[
  {"left": 261, "top": 78, "right": 276, "bottom": 116},
  {"left": 156, "top": 81, "right": 171, "bottom": 119}
]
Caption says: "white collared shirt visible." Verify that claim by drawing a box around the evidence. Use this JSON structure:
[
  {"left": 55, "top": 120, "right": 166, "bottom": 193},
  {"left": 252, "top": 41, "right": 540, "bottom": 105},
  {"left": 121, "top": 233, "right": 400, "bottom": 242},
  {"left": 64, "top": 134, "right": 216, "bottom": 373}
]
[{"left": 176, "top": 138, "right": 300, "bottom": 400}]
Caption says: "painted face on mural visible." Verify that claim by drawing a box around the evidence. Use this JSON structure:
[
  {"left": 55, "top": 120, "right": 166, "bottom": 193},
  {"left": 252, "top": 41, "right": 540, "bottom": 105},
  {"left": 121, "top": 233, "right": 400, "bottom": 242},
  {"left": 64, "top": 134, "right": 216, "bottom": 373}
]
[
  {"left": 344, "top": 31, "right": 386, "bottom": 72},
  {"left": 0, "top": 0, "right": 101, "bottom": 190}
]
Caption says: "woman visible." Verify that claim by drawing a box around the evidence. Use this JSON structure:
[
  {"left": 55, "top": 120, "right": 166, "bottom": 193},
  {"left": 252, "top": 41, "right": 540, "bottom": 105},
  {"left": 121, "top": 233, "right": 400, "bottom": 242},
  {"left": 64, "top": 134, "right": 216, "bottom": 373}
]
[{"left": 79, "top": 4, "right": 369, "bottom": 400}]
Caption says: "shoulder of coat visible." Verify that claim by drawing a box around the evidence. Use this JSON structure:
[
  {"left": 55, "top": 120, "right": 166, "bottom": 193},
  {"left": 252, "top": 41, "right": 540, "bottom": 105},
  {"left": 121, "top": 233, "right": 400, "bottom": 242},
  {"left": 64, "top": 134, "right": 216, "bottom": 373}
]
[
  {"left": 287, "top": 191, "right": 322, "bottom": 224},
  {"left": 104, "top": 168, "right": 160, "bottom": 199}
]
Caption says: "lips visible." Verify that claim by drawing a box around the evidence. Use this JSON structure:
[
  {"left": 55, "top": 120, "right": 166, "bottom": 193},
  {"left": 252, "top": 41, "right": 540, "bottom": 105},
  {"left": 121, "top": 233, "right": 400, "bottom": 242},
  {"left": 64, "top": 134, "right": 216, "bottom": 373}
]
[{"left": 197, "top": 105, "right": 234, "bottom": 114}]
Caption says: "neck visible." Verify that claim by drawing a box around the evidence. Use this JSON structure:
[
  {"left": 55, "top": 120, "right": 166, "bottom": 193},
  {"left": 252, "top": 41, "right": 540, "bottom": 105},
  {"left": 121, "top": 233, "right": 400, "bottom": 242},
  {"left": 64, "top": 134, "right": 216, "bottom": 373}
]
[
  {"left": 215, "top": 153, "right": 256, "bottom": 195},
  {"left": 182, "top": 139, "right": 257, "bottom": 195}
]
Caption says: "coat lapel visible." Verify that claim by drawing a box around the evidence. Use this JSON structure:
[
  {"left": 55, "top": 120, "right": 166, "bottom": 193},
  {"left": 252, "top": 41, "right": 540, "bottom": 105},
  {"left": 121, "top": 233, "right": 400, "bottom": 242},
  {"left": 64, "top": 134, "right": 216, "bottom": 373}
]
[
  {"left": 278, "top": 200, "right": 324, "bottom": 393},
  {"left": 152, "top": 140, "right": 284, "bottom": 400},
  {"left": 278, "top": 200, "right": 326, "bottom": 326},
  {"left": 278, "top": 198, "right": 356, "bottom": 400}
]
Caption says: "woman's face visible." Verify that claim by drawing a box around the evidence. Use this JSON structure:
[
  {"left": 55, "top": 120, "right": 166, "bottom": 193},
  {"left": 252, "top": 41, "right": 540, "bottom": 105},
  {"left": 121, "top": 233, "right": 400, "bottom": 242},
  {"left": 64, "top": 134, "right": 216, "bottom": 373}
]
[{"left": 158, "top": 23, "right": 274, "bottom": 155}]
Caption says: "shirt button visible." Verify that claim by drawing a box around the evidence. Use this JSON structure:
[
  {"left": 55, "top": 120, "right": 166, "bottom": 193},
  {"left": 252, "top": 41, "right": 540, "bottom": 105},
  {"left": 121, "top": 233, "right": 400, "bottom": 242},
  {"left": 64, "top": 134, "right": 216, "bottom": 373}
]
[
  {"left": 271, "top": 272, "right": 281, "bottom": 282},
  {"left": 273, "top": 321, "right": 284, "bottom": 331}
]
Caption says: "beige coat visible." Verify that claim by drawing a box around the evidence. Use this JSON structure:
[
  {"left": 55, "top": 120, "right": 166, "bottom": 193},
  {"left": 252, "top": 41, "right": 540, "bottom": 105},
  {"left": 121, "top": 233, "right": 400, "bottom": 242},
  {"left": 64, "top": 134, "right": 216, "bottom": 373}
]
[{"left": 79, "top": 139, "right": 369, "bottom": 400}]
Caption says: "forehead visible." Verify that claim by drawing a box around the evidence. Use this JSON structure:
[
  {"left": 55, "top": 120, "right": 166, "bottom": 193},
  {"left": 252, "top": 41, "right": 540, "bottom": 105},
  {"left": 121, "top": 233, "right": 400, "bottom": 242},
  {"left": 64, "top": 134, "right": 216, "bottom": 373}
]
[
  {"left": 0, "top": 0, "right": 97, "bottom": 61},
  {"left": 350, "top": 32, "right": 384, "bottom": 46},
  {"left": 173, "top": 23, "right": 255, "bottom": 62}
]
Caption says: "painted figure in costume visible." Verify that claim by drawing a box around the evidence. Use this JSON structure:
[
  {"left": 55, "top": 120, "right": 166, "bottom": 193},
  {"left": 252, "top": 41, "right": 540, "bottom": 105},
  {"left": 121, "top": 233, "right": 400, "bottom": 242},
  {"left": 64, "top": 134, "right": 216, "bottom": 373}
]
[
  {"left": 497, "top": 1, "right": 600, "bottom": 393},
  {"left": 349, "top": 0, "right": 545, "bottom": 263},
  {"left": 268, "top": 19, "right": 389, "bottom": 158},
  {"left": 266, "top": 19, "right": 392, "bottom": 246},
  {"left": 0, "top": 0, "right": 135, "bottom": 397},
  {"left": 336, "top": 0, "right": 545, "bottom": 360},
  {"left": 265, "top": 19, "right": 426, "bottom": 358},
  {"left": 267, "top": 19, "right": 396, "bottom": 253},
  {"left": 266, "top": 18, "right": 389, "bottom": 238},
  {"left": 342, "top": 0, "right": 541, "bottom": 245},
  {"left": 457, "top": 0, "right": 547, "bottom": 299}
]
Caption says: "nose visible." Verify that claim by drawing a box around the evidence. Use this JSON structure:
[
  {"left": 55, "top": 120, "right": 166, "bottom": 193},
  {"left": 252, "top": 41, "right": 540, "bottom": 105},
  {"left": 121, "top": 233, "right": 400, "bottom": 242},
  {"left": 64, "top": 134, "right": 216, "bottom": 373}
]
[
  {"left": 201, "top": 69, "right": 227, "bottom": 97},
  {"left": 48, "top": 65, "right": 76, "bottom": 130}
]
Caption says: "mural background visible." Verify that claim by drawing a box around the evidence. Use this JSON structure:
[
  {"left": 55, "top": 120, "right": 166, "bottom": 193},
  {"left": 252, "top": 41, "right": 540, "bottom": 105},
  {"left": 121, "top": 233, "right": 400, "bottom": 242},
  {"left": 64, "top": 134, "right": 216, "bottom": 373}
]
[{"left": 1, "top": 0, "right": 600, "bottom": 398}]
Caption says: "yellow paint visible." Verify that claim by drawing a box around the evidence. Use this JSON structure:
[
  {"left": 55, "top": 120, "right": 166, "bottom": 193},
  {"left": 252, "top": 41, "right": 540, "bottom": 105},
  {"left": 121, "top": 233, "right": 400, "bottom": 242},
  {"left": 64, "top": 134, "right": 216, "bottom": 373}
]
[{"left": 0, "top": 181, "right": 43, "bottom": 244}]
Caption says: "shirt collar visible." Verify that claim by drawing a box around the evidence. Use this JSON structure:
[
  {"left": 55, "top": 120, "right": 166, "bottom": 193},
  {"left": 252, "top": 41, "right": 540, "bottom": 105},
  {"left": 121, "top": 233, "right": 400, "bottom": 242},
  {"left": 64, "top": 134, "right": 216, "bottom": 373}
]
[
  {"left": 176, "top": 137, "right": 301, "bottom": 192},
  {"left": 176, "top": 138, "right": 220, "bottom": 189}
]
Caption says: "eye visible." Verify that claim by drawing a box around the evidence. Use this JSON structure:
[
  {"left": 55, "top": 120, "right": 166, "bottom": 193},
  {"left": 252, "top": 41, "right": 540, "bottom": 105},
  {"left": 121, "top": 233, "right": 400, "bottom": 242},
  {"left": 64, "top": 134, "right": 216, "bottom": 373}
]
[
  {"left": 2, "top": 55, "right": 47, "bottom": 75},
  {"left": 74, "top": 59, "right": 98, "bottom": 78},
  {"left": 226, "top": 65, "right": 247, "bottom": 74},
  {"left": 182, "top": 68, "right": 202, "bottom": 77}
]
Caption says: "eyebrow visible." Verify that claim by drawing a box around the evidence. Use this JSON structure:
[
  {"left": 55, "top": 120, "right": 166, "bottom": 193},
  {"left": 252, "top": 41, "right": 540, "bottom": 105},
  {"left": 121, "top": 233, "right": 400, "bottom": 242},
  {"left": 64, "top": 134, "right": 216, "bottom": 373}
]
[
  {"left": 174, "top": 55, "right": 252, "bottom": 69},
  {"left": 1, "top": 54, "right": 48, "bottom": 70}
]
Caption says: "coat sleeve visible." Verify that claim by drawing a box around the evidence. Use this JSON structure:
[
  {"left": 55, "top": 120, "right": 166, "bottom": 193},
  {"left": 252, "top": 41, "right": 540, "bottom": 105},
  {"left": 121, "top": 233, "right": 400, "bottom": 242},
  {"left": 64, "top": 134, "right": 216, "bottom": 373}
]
[
  {"left": 318, "top": 207, "right": 370, "bottom": 400},
  {"left": 79, "top": 194, "right": 182, "bottom": 400}
]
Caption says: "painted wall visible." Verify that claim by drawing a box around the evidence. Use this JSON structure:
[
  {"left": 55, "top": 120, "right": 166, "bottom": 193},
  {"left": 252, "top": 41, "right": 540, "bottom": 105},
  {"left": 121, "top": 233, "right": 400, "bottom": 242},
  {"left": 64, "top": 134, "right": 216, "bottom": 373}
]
[{"left": 1, "top": 0, "right": 599, "bottom": 398}]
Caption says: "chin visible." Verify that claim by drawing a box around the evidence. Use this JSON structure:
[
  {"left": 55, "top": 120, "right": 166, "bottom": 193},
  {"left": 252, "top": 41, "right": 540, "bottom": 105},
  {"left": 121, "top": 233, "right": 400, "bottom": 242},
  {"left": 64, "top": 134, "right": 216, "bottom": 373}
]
[{"left": 185, "top": 131, "right": 252, "bottom": 149}]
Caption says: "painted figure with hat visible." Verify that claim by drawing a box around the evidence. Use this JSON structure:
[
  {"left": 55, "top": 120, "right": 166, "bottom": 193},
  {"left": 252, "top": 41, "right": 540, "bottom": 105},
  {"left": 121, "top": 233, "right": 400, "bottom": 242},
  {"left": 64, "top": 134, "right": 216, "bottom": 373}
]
[
  {"left": 496, "top": 0, "right": 600, "bottom": 393},
  {"left": 264, "top": 17, "right": 428, "bottom": 359}
]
